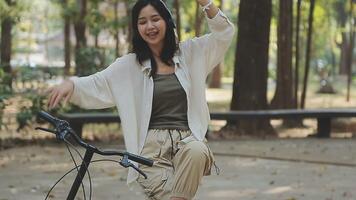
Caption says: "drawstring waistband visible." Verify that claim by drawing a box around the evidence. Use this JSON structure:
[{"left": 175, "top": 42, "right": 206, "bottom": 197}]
[
  {"left": 168, "top": 130, "right": 175, "bottom": 159},
  {"left": 167, "top": 129, "right": 184, "bottom": 159}
]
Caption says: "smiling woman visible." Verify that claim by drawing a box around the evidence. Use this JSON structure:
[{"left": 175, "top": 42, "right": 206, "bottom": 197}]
[
  {"left": 137, "top": 6, "right": 167, "bottom": 50},
  {"left": 46, "top": 0, "right": 235, "bottom": 199},
  {"left": 132, "top": 0, "right": 178, "bottom": 76}
]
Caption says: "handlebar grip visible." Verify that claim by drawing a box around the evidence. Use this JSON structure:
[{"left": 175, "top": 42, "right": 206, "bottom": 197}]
[
  {"left": 38, "top": 111, "right": 59, "bottom": 127},
  {"left": 126, "top": 152, "right": 154, "bottom": 167}
]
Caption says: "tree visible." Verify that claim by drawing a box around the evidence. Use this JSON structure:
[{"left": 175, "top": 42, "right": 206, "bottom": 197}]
[
  {"left": 113, "top": 0, "right": 120, "bottom": 57},
  {"left": 194, "top": 1, "right": 204, "bottom": 37},
  {"left": 227, "top": 0, "right": 275, "bottom": 137},
  {"left": 173, "top": 0, "right": 181, "bottom": 41},
  {"left": 0, "top": 0, "right": 16, "bottom": 88},
  {"left": 124, "top": 0, "right": 136, "bottom": 51},
  {"left": 300, "top": 0, "right": 316, "bottom": 109},
  {"left": 346, "top": 0, "right": 355, "bottom": 101},
  {"left": 294, "top": 0, "right": 302, "bottom": 108},
  {"left": 62, "top": 0, "right": 72, "bottom": 75},
  {"left": 87, "top": 0, "right": 105, "bottom": 49},
  {"left": 270, "top": 0, "right": 296, "bottom": 125},
  {"left": 209, "top": 0, "right": 224, "bottom": 88},
  {"left": 74, "top": 0, "right": 88, "bottom": 76},
  {"left": 333, "top": 0, "right": 350, "bottom": 75}
]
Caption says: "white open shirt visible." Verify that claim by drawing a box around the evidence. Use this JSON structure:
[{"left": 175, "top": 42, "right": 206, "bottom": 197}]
[{"left": 70, "top": 10, "right": 235, "bottom": 185}]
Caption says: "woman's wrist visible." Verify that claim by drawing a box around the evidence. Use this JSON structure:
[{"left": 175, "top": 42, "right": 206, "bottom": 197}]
[
  {"left": 200, "top": 0, "right": 213, "bottom": 12},
  {"left": 197, "top": 0, "right": 218, "bottom": 19},
  {"left": 197, "top": 0, "right": 211, "bottom": 6}
]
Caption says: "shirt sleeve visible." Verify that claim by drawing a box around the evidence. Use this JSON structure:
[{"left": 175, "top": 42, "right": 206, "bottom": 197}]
[
  {"left": 69, "top": 61, "right": 118, "bottom": 109},
  {"left": 181, "top": 10, "right": 235, "bottom": 77}
]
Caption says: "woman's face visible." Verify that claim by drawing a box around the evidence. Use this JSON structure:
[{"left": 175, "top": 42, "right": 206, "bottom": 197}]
[{"left": 137, "top": 4, "right": 167, "bottom": 50}]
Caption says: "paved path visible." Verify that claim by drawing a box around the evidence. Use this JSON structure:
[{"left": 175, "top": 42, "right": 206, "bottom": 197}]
[{"left": 0, "top": 139, "right": 355, "bottom": 200}]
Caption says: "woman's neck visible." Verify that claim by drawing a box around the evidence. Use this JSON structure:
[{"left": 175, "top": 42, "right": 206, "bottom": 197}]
[{"left": 149, "top": 43, "right": 163, "bottom": 58}]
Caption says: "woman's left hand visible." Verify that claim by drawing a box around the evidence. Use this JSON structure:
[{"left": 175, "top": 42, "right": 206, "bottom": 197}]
[
  {"left": 196, "top": 0, "right": 210, "bottom": 6},
  {"left": 196, "top": 0, "right": 218, "bottom": 19}
]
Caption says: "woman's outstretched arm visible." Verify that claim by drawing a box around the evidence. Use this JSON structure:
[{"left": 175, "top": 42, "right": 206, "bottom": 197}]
[{"left": 46, "top": 60, "right": 120, "bottom": 110}]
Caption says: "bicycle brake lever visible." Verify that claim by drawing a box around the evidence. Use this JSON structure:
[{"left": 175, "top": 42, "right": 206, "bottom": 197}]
[
  {"left": 35, "top": 127, "right": 69, "bottom": 141},
  {"left": 119, "top": 155, "right": 148, "bottom": 179},
  {"left": 35, "top": 127, "right": 56, "bottom": 134},
  {"left": 119, "top": 155, "right": 130, "bottom": 168},
  {"left": 129, "top": 162, "right": 148, "bottom": 179}
]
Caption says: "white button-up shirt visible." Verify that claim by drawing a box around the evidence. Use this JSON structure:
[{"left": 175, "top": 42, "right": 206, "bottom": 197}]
[{"left": 70, "top": 10, "right": 235, "bottom": 185}]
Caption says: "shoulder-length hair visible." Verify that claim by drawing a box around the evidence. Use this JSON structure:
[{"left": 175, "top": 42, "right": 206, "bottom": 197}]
[{"left": 131, "top": 0, "right": 179, "bottom": 76}]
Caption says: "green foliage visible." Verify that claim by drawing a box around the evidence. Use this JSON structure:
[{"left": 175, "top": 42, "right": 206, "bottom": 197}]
[
  {"left": 86, "top": 0, "right": 106, "bottom": 37},
  {"left": 0, "top": 0, "right": 30, "bottom": 23},
  {"left": 75, "top": 47, "right": 106, "bottom": 76},
  {"left": 16, "top": 91, "right": 46, "bottom": 131}
]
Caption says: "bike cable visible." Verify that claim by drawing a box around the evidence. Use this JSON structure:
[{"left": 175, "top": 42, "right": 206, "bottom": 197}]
[
  {"left": 44, "top": 139, "right": 93, "bottom": 200},
  {"left": 64, "top": 138, "right": 93, "bottom": 200},
  {"left": 64, "top": 142, "right": 88, "bottom": 200},
  {"left": 44, "top": 159, "right": 125, "bottom": 200}
]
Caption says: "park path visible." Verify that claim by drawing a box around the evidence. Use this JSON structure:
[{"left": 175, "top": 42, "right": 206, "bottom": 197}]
[{"left": 0, "top": 139, "right": 355, "bottom": 200}]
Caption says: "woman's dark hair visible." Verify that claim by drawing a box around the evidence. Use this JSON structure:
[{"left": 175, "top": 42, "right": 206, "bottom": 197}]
[{"left": 132, "top": 0, "right": 179, "bottom": 76}]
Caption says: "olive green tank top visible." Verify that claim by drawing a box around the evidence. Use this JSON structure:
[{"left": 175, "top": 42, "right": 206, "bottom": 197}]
[{"left": 148, "top": 73, "right": 189, "bottom": 130}]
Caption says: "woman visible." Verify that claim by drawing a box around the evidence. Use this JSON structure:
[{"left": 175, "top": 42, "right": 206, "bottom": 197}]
[{"left": 47, "top": 0, "right": 235, "bottom": 199}]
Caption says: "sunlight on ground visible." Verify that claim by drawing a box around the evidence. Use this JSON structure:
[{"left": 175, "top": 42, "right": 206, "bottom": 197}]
[
  {"left": 264, "top": 186, "right": 292, "bottom": 194},
  {"left": 208, "top": 189, "right": 257, "bottom": 198}
]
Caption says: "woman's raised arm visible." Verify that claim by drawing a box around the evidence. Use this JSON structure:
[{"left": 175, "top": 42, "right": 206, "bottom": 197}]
[{"left": 181, "top": 0, "right": 235, "bottom": 77}]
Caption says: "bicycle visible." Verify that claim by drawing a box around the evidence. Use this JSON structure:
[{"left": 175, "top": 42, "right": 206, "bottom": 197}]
[{"left": 36, "top": 111, "right": 154, "bottom": 200}]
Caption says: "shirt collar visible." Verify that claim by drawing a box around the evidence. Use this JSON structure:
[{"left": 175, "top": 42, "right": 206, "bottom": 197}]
[{"left": 141, "top": 55, "right": 180, "bottom": 76}]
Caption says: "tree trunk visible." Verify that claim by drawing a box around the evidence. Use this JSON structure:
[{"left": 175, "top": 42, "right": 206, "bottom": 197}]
[
  {"left": 0, "top": 0, "right": 14, "bottom": 88},
  {"left": 63, "top": 0, "right": 71, "bottom": 76},
  {"left": 94, "top": 35, "right": 99, "bottom": 48},
  {"left": 334, "top": 0, "right": 349, "bottom": 75},
  {"left": 209, "top": 64, "right": 222, "bottom": 88},
  {"left": 74, "top": 0, "right": 87, "bottom": 76},
  {"left": 339, "top": 33, "right": 349, "bottom": 75},
  {"left": 114, "top": 1, "right": 120, "bottom": 58},
  {"left": 294, "top": 0, "right": 302, "bottom": 108},
  {"left": 271, "top": 0, "right": 294, "bottom": 110},
  {"left": 271, "top": 0, "right": 301, "bottom": 127},
  {"left": 173, "top": 0, "right": 181, "bottom": 41},
  {"left": 0, "top": 17, "right": 12, "bottom": 74},
  {"left": 209, "top": 0, "right": 224, "bottom": 89},
  {"left": 194, "top": 1, "right": 204, "bottom": 37},
  {"left": 226, "top": 0, "right": 275, "bottom": 137},
  {"left": 125, "top": 1, "right": 133, "bottom": 51},
  {"left": 346, "top": 0, "right": 355, "bottom": 102},
  {"left": 300, "top": 0, "right": 316, "bottom": 109}
]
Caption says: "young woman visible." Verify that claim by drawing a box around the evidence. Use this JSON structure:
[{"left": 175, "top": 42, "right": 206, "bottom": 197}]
[{"left": 47, "top": 0, "right": 235, "bottom": 199}]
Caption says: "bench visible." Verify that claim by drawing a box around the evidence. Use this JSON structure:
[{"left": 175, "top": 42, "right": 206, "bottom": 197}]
[
  {"left": 59, "top": 113, "right": 121, "bottom": 137},
  {"left": 59, "top": 108, "right": 356, "bottom": 138}
]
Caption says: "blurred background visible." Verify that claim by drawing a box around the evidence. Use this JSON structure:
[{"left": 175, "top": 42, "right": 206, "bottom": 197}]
[
  {"left": 0, "top": 1, "right": 356, "bottom": 199},
  {"left": 0, "top": 0, "right": 355, "bottom": 141}
]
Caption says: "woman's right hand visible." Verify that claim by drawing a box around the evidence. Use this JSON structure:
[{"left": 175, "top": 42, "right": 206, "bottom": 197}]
[{"left": 46, "top": 79, "right": 74, "bottom": 109}]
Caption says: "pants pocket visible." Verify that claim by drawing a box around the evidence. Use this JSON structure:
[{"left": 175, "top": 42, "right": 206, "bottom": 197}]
[{"left": 137, "top": 168, "right": 171, "bottom": 200}]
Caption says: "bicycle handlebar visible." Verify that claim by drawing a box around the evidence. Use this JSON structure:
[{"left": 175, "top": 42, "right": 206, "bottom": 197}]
[
  {"left": 37, "top": 111, "right": 154, "bottom": 167},
  {"left": 38, "top": 110, "right": 61, "bottom": 127}
]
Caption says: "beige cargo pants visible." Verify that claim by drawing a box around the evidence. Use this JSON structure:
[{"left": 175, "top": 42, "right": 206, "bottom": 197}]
[{"left": 137, "top": 129, "right": 214, "bottom": 200}]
